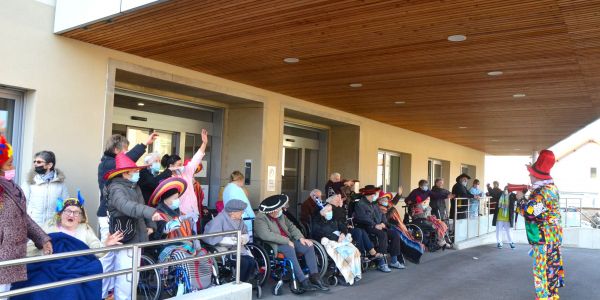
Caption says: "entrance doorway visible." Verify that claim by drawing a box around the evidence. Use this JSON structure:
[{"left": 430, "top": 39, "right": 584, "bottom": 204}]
[
  {"left": 111, "top": 89, "right": 223, "bottom": 206},
  {"left": 281, "top": 124, "right": 328, "bottom": 220}
]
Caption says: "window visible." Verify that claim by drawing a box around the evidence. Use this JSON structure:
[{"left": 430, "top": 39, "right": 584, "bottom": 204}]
[
  {"left": 377, "top": 150, "right": 405, "bottom": 193},
  {"left": 0, "top": 88, "right": 24, "bottom": 178},
  {"left": 592, "top": 167, "right": 597, "bottom": 179}
]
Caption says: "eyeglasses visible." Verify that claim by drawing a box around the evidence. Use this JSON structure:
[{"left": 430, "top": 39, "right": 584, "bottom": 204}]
[
  {"left": 33, "top": 160, "right": 47, "bottom": 164},
  {"left": 63, "top": 210, "right": 82, "bottom": 217}
]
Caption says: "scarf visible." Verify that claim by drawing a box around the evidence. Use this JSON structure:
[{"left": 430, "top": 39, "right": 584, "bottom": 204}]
[
  {"left": 498, "top": 193, "right": 510, "bottom": 217},
  {"left": 41, "top": 170, "right": 55, "bottom": 182},
  {"left": 532, "top": 179, "right": 554, "bottom": 190}
]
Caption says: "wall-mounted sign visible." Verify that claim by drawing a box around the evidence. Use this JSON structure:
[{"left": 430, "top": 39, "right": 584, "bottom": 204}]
[{"left": 267, "top": 165, "right": 277, "bottom": 192}]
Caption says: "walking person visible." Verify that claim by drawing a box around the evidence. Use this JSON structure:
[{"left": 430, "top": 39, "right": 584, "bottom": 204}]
[
  {"left": 493, "top": 187, "right": 517, "bottom": 249},
  {"left": 518, "top": 150, "right": 564, "bottom": 300},
  {"left": 23, "top": 151, "right": 69, "bottom": 227}
]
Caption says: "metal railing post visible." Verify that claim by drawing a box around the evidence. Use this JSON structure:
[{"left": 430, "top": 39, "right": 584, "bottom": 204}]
[
  {"left": 131, "top": 245, "right": 140, "bottom": 300},
  {"left": 235, "top": 230, "right": 242, "bottom": 284},
  {"left": 466, "top": 198, "right": 470, "bottom": 238}
]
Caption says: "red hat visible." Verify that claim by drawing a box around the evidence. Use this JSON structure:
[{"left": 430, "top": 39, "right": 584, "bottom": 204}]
[
  {"left": 103, "top": 153, "right": 148, "bottom": 180},
  {"left": 527, "top": 150, "right": 555, "bottom": 180},
  {"left": 359, "top": 185, "right": 380, "bottom": 196},
  {"left": 0, "top": 135, "right": 13, "bottom": 166},
  {"left": 377, "top": 191, "right": 393, "bottom": 200}
]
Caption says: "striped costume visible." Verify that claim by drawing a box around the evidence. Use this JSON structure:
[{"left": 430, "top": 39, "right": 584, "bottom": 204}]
[{"left": 518, "top": 184, "right": 565, "bottom": 300}]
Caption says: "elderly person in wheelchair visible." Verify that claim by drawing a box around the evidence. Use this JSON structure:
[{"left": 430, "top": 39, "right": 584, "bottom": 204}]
[
  {"left": 255, "top": 194, "right": 329, "bottom": 293},
  {"left": 202, "top": 199, "right": 256, "bottom": 283},
  {"left": 409, "top": 195, "right": 450, "bottom": 250}
]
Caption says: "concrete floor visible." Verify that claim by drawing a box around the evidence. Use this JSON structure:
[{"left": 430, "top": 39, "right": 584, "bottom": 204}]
[{"left": 258, "top": 244, "right": 600, "bottom": 300}]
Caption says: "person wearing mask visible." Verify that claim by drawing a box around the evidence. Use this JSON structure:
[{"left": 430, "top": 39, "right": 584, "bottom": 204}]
[
  {"left": 23, "top": 151, "right": 69, "bottom": 227},
  {"left": 324, "top": 172, "right": 342, "bottom": 198},
  {"left": 139, "top": 152, "right": 173, "bottom": 203},
  {"left": 406, "top": 180, "right": 431, "bottom": 206},
  {"left": 451, "top": 174, "right": 474, "bottom": 220},
  {"left": 487, "top": 181, "right": 503, "bottom": 215},
  {"left": 300, "top": 189, "right": 324, "bottom": 227},
  {"left": 469, "top": 179, "right": 484, "bottom": 218},
  {"left": 222, "top": 170, "right": 255, "bottom": 240},
  {"left": 353, "top": 185, "right": 403, "bottom": 272},
  {"left": 97, "top": 133, "right": 158, "bottom": 242},
  {"left": 430, "top": 178, "right": 453, "bottom": 220},
  {"left": 104, "top": 153, "right": 165, "bottom": 300},
  {"left": 493, "top": 186, "right": 518, "bottom": 249},
  {"left": 0, "top": 136, "right": 53, "bottom": 296},
  {"left": 160, "top": 129, "right": 208, "bottom": 222},
  {"left": 255, "top": 194, "right": 329, "bottom": 293},
  {"left": 411, "top": 196, "right": 450, "bottom": 250},
  {"left": 518, "top": 150, "right": 564, "bottom": 300}
]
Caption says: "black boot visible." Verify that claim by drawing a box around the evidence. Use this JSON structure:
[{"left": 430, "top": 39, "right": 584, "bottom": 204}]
[
  {"left": 300, "top": 279, "right": 316, "bottom": 292},
  {"left": 309, "top": 273, "right": 330, "bottom": 291}
]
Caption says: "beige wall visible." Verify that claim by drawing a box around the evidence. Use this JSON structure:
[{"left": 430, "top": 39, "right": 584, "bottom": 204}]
[{"left": 1, "top": 0, "right": 485, "bottom": 227}]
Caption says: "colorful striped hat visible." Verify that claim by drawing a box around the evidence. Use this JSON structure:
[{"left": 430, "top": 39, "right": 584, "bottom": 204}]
[
  {"left": 0, "top": 135, "right": 13, "bottom": 166},
  {"left": 148, "top": 177, "right": 187, "bottom": 207},
  {"left": 103, "top": 153, "right": 148, "bottom": 181}
]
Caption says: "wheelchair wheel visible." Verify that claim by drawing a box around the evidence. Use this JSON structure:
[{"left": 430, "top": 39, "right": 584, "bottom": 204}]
[
  {"left": 137, "top": 255, "right": 161, "bottom": 300},
  {"left": 311, "top": 240, "right": 329, "bottom": 278},
  {"left": 406, "top": 224, "right": 424, "bottom": 243},
  {"left": 246, "top": 243, "right": 270, "bottom": 287},
  {"left": 327, "top": 275, "right": 339, "bottom": 287}
]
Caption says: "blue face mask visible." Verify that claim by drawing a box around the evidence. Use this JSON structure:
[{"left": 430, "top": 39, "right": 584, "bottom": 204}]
[
  {"left": 421, "top": 186, "right": 429, "bottom": 192},
  {"left": 324, "top": 211, "right": 333, "bottom": 220},
  {"left": 169, "top": 198, "right": 181, "bottom": 210},
  {"left": 381, "top": 201, "right": 389, "bottom": 207},
  {"left": 151, "top": 162, "right": 161, "bottom": 173},
  {"left": 129, "top": 172, "right": 140, "bottom": 183},
  {"left": 276, "top": 210, "right": 283, "bottom": 218}
]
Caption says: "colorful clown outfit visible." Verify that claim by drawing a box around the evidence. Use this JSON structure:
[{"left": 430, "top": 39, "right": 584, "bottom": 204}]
[{"left": 519, "top": 150, "right": 564, "bottom": 300}]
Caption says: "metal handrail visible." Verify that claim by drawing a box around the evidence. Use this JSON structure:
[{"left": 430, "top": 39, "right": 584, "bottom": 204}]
[{"left": 0, "top": 230, "right": 243, "bottom": 299}]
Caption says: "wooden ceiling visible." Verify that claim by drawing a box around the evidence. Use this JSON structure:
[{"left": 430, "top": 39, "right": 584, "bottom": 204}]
[{"left": 61, "top": 0, "right": 600, "bottom": 155}]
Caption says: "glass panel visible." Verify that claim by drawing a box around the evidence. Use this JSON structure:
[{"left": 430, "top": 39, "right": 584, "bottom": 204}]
[
  {"left": 282, "top": 148, "right": 299, "bottom": 218},
  {"left": 388, "top": 155, "right": 401, "bottom": 193},
  {"left": 303, "top": 149, "right": 319, "bottom": 191},
  {"left": 0, "top": 98, "right": 15, "bottom": 141},
  {"left": 434, "top": 163, "right": 442, "bottom": 180},
  {"left": 126, "top": 127, "right": 151, "bottom": 164},
  {"left": 376, "top": 152, "right": 384, "bottom": 189},
  {"left": 153, "top": 130, "right": 176, "bottom": 158},
  {"left": 428, "top": 160, "right": 432, "bottom": 184}
]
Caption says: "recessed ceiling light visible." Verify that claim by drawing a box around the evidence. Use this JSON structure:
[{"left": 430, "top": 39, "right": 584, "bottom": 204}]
[
  {"left": 487, "top": 71, "right": 503, "bottom": 76},
  {"left": 349, "top": 83, "right": 363, "bottom": 88},
  {"left": 448, "top": 34, "right": 467, "bottom": 42},
  {"left": 283, "top": 57, "right": 299, "bottom": 63},
  {"left": 491, "top": 139, "right": 500, "bottom": 142},
  {"left": 514, "top": 148, "right": 521, "bottom": 151},
  {"left": 394, "top": 101, "right": 406, "bottom": 104},
  {"left": 137, "top": 102, "right": 145, "bottom": 106},
  {"left": 459, "top": 126, "right": 468, "bottom": 129},
  {"left": 513, "top": 93, "right": 526, "bottom": 98}
]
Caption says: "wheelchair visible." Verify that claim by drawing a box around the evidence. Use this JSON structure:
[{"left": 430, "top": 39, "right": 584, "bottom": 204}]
[{"left": 402, "top": 205, "right": 451, "bottom": 252}]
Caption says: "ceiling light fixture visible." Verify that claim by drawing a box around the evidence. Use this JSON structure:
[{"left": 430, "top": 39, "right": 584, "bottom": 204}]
[
  {"left": 394, "top": 101, "right": 406, "bottom": 104},
  {"left": 514, "top": 148, "right": 521, "bottom": 151},
  {"left": 448, "top": 34, "right": 467, "bottom": 42},
  {"left": 513, "top": 93, "right": 526, "bottom": 98},
  {"left": 459, "top": 126, "right": 468, "bottom": 129},
  {"left": 283, "top": 57, "right": 299, "bottom": 63},
  {"left": 491, "top": 139, "right": 499, "bottom": 142},
  {"left": 137, "top": 102, "right": 145, "bottom": 106},
  {"left": 349, "top": 83, "right": 363, "bottom": 88},
  {"left": 487, "top": 71, "right": 503, "bottom": 76}
]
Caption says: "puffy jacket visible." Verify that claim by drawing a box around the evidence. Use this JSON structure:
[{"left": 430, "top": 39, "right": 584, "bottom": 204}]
[
  {"left": 353, "top": 197, "right": 386, "bottom": 229},
  {"left": 23, "top": 169, "right": 69, "bottom": 227},
  {"left": 106, "top": 177, "right": 157, "bottom": 244},
  {"left": 254, "top": 212, "right": 304, "bottom": 254}
]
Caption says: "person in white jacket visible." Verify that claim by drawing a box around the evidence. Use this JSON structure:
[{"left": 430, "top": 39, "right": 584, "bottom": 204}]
[{"left": 23, "top": 151, "right": 69, "bottom": 226}]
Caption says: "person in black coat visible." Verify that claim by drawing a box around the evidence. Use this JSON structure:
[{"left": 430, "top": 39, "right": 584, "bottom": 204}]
[
  {"left": 139, "top": 152, "right": 173, "bottom": 203},
  {"left": 430, "top": 178, "right": 452, "bottom": 220},
  {"left": 486, "top": 181, "right": 503, "bottom": 215},
  {"left": 96, "top": 133, "right": 157, "bottom": 240},
  {"left": 450, "top": 173, "right": 473, "bottom": 220}
]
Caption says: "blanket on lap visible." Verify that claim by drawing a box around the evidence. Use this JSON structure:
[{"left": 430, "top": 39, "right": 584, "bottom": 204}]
[{"left": 11, "top": 232, "right": 103, "bottom": 300}]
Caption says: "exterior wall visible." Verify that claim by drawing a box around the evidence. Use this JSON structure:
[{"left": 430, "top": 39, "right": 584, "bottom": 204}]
[{"left": 1, "top": 0, "right": 485, "bottom": 227}]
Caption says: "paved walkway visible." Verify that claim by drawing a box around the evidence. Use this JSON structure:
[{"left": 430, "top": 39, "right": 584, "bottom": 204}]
[{"left": 259, "top": 244, "right": 600, "bottom": 299}]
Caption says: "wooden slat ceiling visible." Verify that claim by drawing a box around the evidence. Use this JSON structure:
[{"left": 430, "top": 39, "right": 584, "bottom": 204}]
[{"left": 61, "top": 0, "right": 600, "bottom": 155}]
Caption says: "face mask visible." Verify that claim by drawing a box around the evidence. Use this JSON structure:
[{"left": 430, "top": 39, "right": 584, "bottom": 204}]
[
  {"left": 34, "top": 166, "right": 46, "bottom": 175},
  {"left": 461, "top": 180, "right": 468, "bottom": 187},
  {"left": 169, "top": 198, "right": 181, "bottom": 210},
  {"left": 151, "top": 162, "right": 161, "bottom": 173},
  {"left": 504, "top": 190, "right": 509, "bottom": 195},
  {"left": 371, "top": 195, "right": 378, "bottom": 202},
  {"left": 474, "top": 185, "right": 479, "bottom": 189},
  {"left": 324, "top": 211, "right": 333, "bottom": 221},
  {"left": 421, "top": 186, "right": 429, "bottom": 192},
  {"left": 4, "top": 169, "right": 15, "bottom": 181},
  {"left": 177, "top": 166, "right": 185, "bottom": 174},
  {"left": 276, "top": 210, "right": 283, "bottom": 218},
  {"left": 129, "top": 172, "right": 140, "bottom": 183},
  {"left": 381, "top": 201, "right": 389, "bottom": 207}
]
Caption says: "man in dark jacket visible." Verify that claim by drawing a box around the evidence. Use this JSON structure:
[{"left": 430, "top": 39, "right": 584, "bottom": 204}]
[
  {"left": 430, "top": 178, "right": 452, "bottom": 220},
  {"left": 450, "top": 174, "right": 473, "bottom": 220},
  {"left": 353, "top": 185, "right": 403, "bottom": 272},
  {"left": 486, "top": 181, "right": 503, "bottom": 215},
  {"left": 96, "top": 133, "right": 158, "bottom": 241}
]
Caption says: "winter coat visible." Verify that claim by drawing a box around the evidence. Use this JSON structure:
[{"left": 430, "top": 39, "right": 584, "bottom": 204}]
[
  {"left": 139, "top": 168, "right": 173, "bottom": 203},
  {"left": 430, "top": 186, "right": 450, "bottom": 218},
  {"left": 487, "top": 186, "right": 503, "bottom": 213},
  {"left": 96, "top": 144, "right": 147, "bottom": 217},
  {"left": 0, "top": 177, "right": 50, "bottom": 284},
  {"left": 405, "top": 188, "right": 431, "bottom": 204},
  {"left": 300, "top": 196, "right": 318, "bottom": 226},
  {"left": 106, "top": 177, "right": 157, "bottom": 244},
  {"left": 311, "top": 215, "right": 347, "bottom": 242},
  {"left": 254, "top": 212, "right": 304, "bottom": 254},
  {"left": 353, "top": 197, "right": 386, "bottom": 229},
  {"left": 450, "top": 176, "right": 474, "bottom": 219},
  {"left": 202, "top": 210, "right": 249, "bottom": 255},
  {"left": 492, "top": 193, "right": 517, "bottom": 227},
  {"left": 23, "top": 169, "right": 69, "bottom": 227}
]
